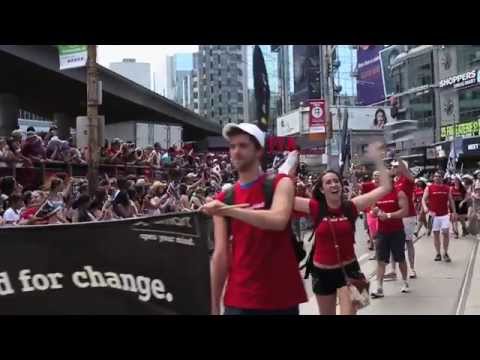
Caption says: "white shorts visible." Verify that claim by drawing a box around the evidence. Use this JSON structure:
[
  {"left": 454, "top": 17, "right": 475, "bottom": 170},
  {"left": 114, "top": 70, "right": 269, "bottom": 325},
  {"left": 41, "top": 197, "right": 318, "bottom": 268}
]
[
  {"left": 402, "top": 216, "right": 417, "bottom": 241},
  {"left": 432, "top": 214, "right": 450, "bottom": 232}
]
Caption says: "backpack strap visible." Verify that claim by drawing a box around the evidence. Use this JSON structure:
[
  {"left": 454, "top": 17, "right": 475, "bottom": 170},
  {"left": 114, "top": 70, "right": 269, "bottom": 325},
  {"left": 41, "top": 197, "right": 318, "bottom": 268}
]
[
  {"left": 224, "top": 186, "right": 235, "bottom": 206},
  {"left": 263, "top": 174, "right": 276, "bottom": 209},
  {"left": 301, "top": 200, "right": 328, "bottom": 277},
  {"left": 223, "top": 186, "right": 235, "bottom": 238}
]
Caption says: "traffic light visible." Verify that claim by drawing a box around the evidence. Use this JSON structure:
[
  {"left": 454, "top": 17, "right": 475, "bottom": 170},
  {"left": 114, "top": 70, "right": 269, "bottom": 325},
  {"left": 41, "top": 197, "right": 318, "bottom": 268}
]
[{"left": 308, "top": 68, "right": 321, "bottom": 98}]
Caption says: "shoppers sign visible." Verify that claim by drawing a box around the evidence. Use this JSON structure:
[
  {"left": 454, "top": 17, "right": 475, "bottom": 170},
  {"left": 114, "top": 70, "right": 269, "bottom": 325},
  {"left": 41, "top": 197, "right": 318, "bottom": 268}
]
[
  {"left": 57, "top": 45, "right": 88, "bottom": 70},
  {"left": 439, "top": 69, "right": 479, "bottom": 89},
  {"left": 308, "top": 99, "right": 326, "bottom": 133},
  {"left": 440, "top": 119, "right": 480, "bottom": 140},
  {"left": 0, "top": 212, "right": 211, "bottom": 314}
]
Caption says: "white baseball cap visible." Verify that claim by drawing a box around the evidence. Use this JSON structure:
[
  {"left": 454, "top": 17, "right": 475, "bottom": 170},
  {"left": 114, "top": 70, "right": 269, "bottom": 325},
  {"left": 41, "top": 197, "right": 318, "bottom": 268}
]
[{"left": 222, "top": 123, "right": 265, "bottom": 148}]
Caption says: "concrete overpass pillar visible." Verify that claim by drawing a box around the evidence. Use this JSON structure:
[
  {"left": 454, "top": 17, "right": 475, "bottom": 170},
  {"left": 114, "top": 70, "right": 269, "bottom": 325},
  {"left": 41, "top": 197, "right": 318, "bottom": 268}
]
[
  {"left": 0, "top": 94, "right": 20, "bottom": 137},
  {"left": 54, "top": 113, "right": 76, "bottom": 140}
]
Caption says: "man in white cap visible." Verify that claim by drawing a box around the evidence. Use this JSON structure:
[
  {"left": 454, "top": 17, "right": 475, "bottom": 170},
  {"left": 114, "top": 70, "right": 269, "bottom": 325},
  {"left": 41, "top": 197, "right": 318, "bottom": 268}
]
[
  {"left": 387, "top": 159, "right": 418, "bottom": 279},
  {"left": 201, "top": 122, "right": 307, "bottom": 315}
]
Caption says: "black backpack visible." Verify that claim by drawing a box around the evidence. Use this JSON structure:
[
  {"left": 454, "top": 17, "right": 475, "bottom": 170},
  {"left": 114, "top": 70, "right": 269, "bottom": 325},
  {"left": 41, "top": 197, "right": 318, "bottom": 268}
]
[
  {"left": 224, "top": 174, "right": 306, "bottom": 263},
  {"left": 301, "top": 200, "right": 357, "bottom": 279}
]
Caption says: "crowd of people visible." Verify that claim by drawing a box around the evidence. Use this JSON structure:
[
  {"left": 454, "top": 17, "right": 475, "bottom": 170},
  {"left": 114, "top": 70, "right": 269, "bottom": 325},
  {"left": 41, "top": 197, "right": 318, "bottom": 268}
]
[
  {"left": 0, "top": 123, "right": 244, "bottom": 225},
  {"left": 0, "top": 125, "right": 203, "bottom": 167},
  {"left": 3, "top": 121, "right": 480, "bottom": 316}
]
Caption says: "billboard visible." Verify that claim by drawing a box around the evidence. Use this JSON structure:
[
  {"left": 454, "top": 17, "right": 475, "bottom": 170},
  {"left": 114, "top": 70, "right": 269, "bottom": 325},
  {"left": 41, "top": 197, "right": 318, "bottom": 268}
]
[
  {"left": 379, "top": 45, "right": 402, "bottom": 98},
  {"left": 292, "top": 46, "right": 320, "bottom": 106},
  {"left": 356, "top": 45, "right": 385, "bottom": 105},
  {"left": 330, "top": 106, "right": 393, "bottom": 131}
]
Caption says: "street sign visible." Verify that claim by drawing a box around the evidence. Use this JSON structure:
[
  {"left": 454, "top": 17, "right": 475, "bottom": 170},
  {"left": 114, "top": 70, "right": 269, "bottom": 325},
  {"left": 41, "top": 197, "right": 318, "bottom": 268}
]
[
  {"left": 57, "top": 45, "right": 88, "bottom": 70},
  {"left": 383, "top": 120, "right": 418, "bottom": 144},
  {"left": 308, "top": 99, "right": 326, "bottom": 134}
]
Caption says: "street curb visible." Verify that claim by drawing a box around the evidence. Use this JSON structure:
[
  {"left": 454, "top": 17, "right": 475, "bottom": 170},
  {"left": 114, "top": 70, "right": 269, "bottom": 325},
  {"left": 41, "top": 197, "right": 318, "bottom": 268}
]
[{"left": 455, "top": 235, "right": 479, "bottom": 315}]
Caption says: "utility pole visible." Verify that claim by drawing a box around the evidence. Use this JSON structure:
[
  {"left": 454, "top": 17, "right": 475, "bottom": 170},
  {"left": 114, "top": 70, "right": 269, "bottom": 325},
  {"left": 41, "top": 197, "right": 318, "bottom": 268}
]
[{"left": 86, "top": 45, "right": 100, "bottom": 197}]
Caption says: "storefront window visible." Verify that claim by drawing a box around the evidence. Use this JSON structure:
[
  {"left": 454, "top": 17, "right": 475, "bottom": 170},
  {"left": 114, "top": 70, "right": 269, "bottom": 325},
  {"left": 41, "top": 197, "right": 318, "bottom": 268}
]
[
  {"left": 408, "top": 92, "right": 434, "bottom": 128},
  {"left": 456, "top": 45, "right": 480, "bottom": 73},
  {"left": 459, "top": 87, "right": 480, "bottom": 122},
  {"left": 407, "top": 53, "right": 433, "bottom": 89}
]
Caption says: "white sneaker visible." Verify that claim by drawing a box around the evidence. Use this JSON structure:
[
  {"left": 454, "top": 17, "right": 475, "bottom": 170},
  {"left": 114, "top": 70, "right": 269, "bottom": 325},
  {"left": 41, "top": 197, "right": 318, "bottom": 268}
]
[
  {"left": 401, "top": 283, "right": 410, "bottom": 293},
  {"left": 371, "top": 288, "right": 384, "bottom": 298}
]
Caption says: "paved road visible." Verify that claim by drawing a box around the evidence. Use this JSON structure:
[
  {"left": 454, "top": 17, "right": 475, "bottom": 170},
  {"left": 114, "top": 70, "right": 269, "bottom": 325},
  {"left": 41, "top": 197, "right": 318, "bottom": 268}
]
[{"left": 300, "top": 221, "right": 480, "bottom": 315}]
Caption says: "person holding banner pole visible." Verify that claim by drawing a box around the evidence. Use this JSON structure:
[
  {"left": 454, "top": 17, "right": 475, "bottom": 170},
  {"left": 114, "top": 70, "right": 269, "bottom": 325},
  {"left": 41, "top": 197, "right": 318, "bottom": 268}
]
[{"left": 202, "top": 123, "right": 307, "bottom": 315}]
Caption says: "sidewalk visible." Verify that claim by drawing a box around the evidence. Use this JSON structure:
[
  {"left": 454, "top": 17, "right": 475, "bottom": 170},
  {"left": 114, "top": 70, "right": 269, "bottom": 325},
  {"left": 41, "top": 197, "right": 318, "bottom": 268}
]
[
  {"left": 463, "top": 236, "right": 480, "bottom": 315},
  {"left": 300, "top": 232, "right": 479, "bottom": 315}
]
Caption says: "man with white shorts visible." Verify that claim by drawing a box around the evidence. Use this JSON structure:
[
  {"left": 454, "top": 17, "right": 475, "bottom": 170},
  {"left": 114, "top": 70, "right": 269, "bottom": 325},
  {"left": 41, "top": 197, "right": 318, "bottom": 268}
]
[{"left": 422, "top": 171, "right": 457, "bottom": 262}]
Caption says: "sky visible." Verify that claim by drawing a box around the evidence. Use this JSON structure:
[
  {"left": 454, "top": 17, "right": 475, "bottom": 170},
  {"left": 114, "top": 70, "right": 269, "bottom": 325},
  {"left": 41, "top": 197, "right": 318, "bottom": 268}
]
[{"left": 97, "top": 45, "right": 198, "bottom": 95}]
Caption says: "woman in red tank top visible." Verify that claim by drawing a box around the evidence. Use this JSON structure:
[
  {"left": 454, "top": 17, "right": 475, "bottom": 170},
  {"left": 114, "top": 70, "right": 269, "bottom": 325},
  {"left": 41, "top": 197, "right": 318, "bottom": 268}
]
[
  {"left": 450, "top": 177, "right": 468, "bottom": 238},
  {"left": 293, "top": 142, "right": 392, "bottom": 315},
  {"left": 414, "top": 178, "right": 428, "bottom": 237}
]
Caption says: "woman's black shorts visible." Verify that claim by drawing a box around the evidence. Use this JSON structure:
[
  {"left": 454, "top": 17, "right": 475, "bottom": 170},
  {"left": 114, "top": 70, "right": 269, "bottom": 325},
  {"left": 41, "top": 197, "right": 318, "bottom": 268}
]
[
  {"left": 455, "top": 201, "right": 469, "bottom": 215},
  {"left": 311, "top": 261, "right": 362, "bottom": 296}
]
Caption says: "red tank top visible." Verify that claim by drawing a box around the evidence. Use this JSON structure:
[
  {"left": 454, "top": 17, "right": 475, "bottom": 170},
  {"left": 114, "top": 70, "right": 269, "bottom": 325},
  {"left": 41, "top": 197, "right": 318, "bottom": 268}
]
[
  {"left": 414, "top": 187, "right": 424, "bottom": 202},
  {"left": 395, "top": 176, "right": 416, "bottom": 217},
  {"left": 215, "top": 174, "right": 307, "bottom": 310},
  {"left": 428, "top": 184, "right": 450, "bottom": 216},
  {"left": 376, "top": 189, "right": 404, "bottom": 234},
  {"left": 450, "top": 186, "right": 464, "bottom": 202},
  {"left": 309, "top": 200, "right": 358, "bottom": 266}
]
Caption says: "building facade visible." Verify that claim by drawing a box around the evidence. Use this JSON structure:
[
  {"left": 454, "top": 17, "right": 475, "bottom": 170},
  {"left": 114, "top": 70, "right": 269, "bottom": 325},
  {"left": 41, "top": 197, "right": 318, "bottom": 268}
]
[
  {"left": 377, "top": 45, "right": 480, "bottom": 169},
  {"left": 435, "top": 45, "right": 480, "bottom": 167},
  {"left": 166, "top": 53, "right": 194, "bottom": 110},
  {"left": 109, "top": 59, "right": 151, "bottom": 90},
  {"left": 192, "top": 45, "right": 249, "bottom": 127},
  {"left": 379, "top": 45, "right": 437, "bottom": 163}
]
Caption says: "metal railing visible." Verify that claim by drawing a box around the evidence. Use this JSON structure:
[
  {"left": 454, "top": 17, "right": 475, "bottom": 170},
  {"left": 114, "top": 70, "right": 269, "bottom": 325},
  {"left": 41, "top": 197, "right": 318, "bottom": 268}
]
[{"left": 0, "top": 160, "right": 179, "bottom": 188}]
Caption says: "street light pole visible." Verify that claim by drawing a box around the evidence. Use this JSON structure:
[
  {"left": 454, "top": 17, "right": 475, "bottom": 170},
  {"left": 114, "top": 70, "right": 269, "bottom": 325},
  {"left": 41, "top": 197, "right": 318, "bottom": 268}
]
[{"left": 86, "top": 45, "right": 100, "bottom": 197}]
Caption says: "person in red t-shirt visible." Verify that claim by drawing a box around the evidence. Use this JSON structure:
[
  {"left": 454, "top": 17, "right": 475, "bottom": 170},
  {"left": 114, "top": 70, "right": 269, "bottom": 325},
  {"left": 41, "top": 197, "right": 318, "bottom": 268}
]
[
  {"left": 370, "top": 172, "right": 410, "bottom": 298},
  {"left": 422, "top": 171, "right": 457, "bottom": 262},
  {"left": 293, "top": 142, "right": 392, "bottom": 315},
  {"left": 389, "top": 159, "right": 417, "bottom": 279},
  {"left": 201, "top": 123, "right": 307, "bottom": 315}
]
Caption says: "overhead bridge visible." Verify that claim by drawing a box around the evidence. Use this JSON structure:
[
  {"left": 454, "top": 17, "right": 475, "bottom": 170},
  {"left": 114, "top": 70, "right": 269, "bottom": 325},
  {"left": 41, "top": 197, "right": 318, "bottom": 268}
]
[{"left": 0, "top": 45, "right": 221, "bottom": 140}]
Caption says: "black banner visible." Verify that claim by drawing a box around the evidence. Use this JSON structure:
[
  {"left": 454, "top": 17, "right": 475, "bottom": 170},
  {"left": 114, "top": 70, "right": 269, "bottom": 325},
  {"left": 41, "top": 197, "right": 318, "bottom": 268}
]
[
  {"left": 253, "top": 45, "right": 271, "bottom": 133},
  {"left": 0, "top": 212, "right": 211, "bottom": 315}
]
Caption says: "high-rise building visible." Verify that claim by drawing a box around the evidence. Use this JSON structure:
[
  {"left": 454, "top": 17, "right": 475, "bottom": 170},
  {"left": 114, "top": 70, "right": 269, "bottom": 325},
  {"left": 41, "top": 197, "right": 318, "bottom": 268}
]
[
  {"left": 109, "top": 58, "right": 151, "bottom": 89},
  {"left": 272, "top": 45, "right": 295, "bottom": 116},
  {"left": 192, "top": 45, "right": 249, "bottom": 127},
  {"left": 334, "top": 45, "right": 357, "bottom": 104},
  {"left": 166, "top": 53, "right": 194, "bottom": 109}
]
